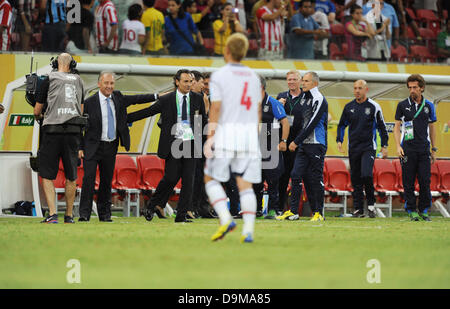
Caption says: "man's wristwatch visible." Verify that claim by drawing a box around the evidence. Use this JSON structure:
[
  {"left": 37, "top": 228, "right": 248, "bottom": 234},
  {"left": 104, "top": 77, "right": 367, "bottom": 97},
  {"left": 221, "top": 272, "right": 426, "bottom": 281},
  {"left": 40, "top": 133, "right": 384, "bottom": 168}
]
[
  {"left": 281, "top": 139, "right": 287, "bottom": 143},
  {"left": 432, "top": 147, "right": 438, "bottom": 152}
]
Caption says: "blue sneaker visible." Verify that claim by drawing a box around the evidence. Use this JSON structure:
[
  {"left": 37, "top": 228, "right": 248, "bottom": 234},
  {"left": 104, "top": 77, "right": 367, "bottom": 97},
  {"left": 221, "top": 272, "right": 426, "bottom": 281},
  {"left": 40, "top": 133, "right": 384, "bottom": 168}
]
[
  {"left": 240, "top": 233, "right": 253, "bottom": 243},
  {"left": 41, "top": 214, "right": 58, "bottom": 224},
  {"left": 211, "top": 220, "right": 237, "bottom": 241}
]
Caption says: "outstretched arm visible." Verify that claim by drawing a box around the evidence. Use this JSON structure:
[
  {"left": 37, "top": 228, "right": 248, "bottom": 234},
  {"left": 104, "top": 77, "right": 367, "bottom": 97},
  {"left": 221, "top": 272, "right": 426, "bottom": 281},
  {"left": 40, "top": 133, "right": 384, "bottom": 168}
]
[{"left": 127, "top": 100, "right": 162, "bottom": 123}]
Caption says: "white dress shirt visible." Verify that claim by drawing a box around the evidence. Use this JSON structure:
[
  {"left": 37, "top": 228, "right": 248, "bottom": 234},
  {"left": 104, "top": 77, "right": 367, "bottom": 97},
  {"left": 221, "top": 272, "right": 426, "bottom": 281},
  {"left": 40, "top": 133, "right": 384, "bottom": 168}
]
[{"left": 99, "top": 91, "right": 117, "bottom": 142}]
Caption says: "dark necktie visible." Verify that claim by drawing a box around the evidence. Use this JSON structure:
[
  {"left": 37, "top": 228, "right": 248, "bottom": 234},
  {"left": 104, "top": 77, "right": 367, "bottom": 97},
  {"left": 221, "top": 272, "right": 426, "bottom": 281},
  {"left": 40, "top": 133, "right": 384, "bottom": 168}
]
[{"left": 182, "top": 95, "right": 187, "bottom": 121}]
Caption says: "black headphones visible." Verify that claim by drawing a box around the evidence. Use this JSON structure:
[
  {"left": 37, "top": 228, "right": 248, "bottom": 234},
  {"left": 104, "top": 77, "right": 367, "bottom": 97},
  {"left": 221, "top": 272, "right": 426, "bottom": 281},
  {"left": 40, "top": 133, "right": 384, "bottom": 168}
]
[{"left": 50, "top": 55, "right": 77, "bottom": 71}]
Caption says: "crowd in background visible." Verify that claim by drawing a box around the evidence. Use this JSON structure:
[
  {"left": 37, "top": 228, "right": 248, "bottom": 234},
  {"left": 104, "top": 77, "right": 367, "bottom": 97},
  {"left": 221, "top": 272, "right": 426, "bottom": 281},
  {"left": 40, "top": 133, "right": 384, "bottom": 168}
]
[{"left": 0, "top": 0, "right": 449, "bottom": 62}]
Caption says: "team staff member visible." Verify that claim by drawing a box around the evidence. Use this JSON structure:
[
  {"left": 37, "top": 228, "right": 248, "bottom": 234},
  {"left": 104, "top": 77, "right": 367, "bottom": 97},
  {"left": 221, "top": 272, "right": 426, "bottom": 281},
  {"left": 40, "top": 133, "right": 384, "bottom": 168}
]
[
  {"left": 337, "top": 80, "right": 389, "bottom": 218},
  {"left": 34, "top": 53, "right": 84, "bottom": 224},
  {"left": 282, "top": 71, "right": 328, "bottom": 222},
  {"left": 127, "top": 69, "right": 208, "bottom": 223},
  {"left": 276, "top": 70, "right": 303, "bottom": 218},
  {"left": 254, "top": 75, "right": 290, "bottom": 219},
  {"left": 393, "top": 74, "right": 437, "bottom": 222},
  {"left": 78, "top": 71, "right": 159, "bottom": 222}
]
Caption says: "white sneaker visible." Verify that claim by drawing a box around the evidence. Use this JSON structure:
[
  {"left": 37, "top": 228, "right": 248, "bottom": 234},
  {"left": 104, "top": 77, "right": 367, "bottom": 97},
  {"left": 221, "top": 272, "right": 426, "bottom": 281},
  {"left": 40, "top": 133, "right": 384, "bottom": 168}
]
[{"left": 287, "top": 214, "right": 300, "bottom": 220}]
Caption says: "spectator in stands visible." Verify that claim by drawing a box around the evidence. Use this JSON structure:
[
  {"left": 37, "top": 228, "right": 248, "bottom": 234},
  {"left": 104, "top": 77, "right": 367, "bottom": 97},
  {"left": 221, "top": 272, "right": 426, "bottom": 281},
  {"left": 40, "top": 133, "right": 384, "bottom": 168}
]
[
  {"left": 403, "top": 0, "right": 422, "bottom": 41},
  {"left": 0, "top": 103, "right": 4, "bottom": 113},
  {"left": 362, "top": 0, "right": 399, "bottom": 49},
  {"left": 437, "top": 18, "right": 450, "bottom": 63},
  {"left": 0, "top": 0, "right": 12, "bottom": 51},
  {"left": 256, "top": 0, "right": 287, "bottom": 60},
  {"left": 437, "top": 0, "right": 450, "bottom": 21},
  {"left": 95, "top": 0, "right": 119, "bottom": 53},
  {"left": 40, "top": 0, "right": 66, "bottom": 52},
  {"left": 15, "top": 0, "right": 34, "bottom": 51},
  {"left": 66, "top": 0, "right": 94, "bottom": 54},
  {"left": 312, "top": 2, "right": 331, "bottom": 59},
  {"left": 343, "top": 0, "right": 364, "bottom": 22},
  {"left": 364, "top": 1, "right": 391, "bottom": 60},
  {"left": 141, "top": 0, "right": 166, "bottom": 55},
  {"left": 213, "top": 2, "right": 245, "bottom": 55},
  {"left": 164, "top": 0, "right": 204, "bottom": 55},
  {"left": 344, "top": 4, "right": 375, "bottom": 61},
  {"left": 119, "top": 4, "right": 146, "bottom": 55},
  {"left": 196, "top": 0, "right": 222, "bottom": 38},
  {"left": 183, "top": 0, "right": 214, "bottom": 26},
  {"left": 288, "top": 0, "right": 328, "bottom": 59},
  {"left": 314, "top": 0, "right": 336, "bottom": 24}
]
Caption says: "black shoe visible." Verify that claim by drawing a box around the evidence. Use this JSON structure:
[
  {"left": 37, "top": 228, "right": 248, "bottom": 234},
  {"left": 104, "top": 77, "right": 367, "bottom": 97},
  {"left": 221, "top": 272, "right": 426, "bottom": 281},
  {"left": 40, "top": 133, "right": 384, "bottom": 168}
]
[
  {"left": 256, "top": 210, "right": 264, "bottom": 218},
  {"left": 64, "top": 215, "right": 75, "bottom": 224},
  {"left": 175, "top": 217, "right": 193, "bottom": 223},
  {"left": 41, "top": 214, "right": 58, "bottom": 224},
  {"left": 143, "top": 207, "right": 154, "bottom": 221},
  {"left": 352, "top": 209, "right": 365, "bottom": 218},
  {"left": 78, "top": 217, "right": 90, "bottom": 222},
  {"left": 186, "top": 211, "right": 196, "bottom": 220},
  {"left": 99, "top": 217, "right": 113, "bottom": 222},
  {"left": 367, "top": 206, "right": 376, "bottom": 218},
  {"left": 233, "top": 213, "right": 242, "bottom": 219}
]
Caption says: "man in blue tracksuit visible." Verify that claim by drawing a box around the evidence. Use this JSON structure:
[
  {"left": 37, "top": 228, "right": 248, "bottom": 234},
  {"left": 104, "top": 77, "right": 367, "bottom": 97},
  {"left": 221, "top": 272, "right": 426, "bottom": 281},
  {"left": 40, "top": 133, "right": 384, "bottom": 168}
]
[
  {"left": 394, "top": 74, "right": 437, "bottom": 221},
  {"left": 253, "top": 76, "right": 290, "bottom": 219},
  {"left": 337, "top": 80, "right": 389, "bottom": 218},
  {"left": 278, "top": 71, "right": 328, "bottom": 221}
]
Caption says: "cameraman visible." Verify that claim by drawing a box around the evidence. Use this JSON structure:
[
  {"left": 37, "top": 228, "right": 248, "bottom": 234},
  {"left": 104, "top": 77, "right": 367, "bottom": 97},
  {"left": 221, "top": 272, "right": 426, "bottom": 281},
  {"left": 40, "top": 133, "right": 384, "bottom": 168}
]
[{"left": 34, "top": 53, "right": 85, "bottom": 224}]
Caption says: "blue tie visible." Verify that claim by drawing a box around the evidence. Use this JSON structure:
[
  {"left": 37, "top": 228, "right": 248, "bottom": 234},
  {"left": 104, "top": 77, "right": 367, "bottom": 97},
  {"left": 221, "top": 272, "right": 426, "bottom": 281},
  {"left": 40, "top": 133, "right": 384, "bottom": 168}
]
[{"left": 106, "top": 97, "right": 115, "bottom": 140}]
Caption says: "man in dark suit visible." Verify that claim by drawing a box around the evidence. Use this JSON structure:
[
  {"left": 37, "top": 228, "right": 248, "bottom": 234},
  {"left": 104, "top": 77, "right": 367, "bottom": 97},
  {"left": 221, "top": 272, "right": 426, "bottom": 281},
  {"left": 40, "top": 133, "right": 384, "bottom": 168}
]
[
  {"left": 127, "top": 69, "right": 207, "bottom": 223},
  {"left": 78, "top": 71, "right": 159, "bottom": 222}
]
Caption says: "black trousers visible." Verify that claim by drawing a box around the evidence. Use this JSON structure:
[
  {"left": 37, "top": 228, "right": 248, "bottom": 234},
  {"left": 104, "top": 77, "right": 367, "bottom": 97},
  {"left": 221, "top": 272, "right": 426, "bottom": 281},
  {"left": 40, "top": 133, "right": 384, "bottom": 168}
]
[
  {"left": 223, "top": 176, "right": 240, "bottom": 216},
  {"left": 192, "top": 157, "right": 211, "bottom": 215},
  {"left": 149, "top": 154, "right": 195, "bottom": 220},
  {"left": 401, "top": 150, "right": 432, "bottom": 213},
  {"left": 349, "top": 150, "right": 376, "bottom": 211},
  {"left": 290, "top": 144, "right": 326, "bottom": 214},
  {"left": 278, "top": 150, "right": 296, "bottom": 212},
  {"left": 79, "top": 140, "right": 118, "bottom": 220},
  {"left": 253, "top": 152, "right": 285, "bottom": 213},
  {"left": 42, "top": 22, "right": 66, "bottom": 52}
]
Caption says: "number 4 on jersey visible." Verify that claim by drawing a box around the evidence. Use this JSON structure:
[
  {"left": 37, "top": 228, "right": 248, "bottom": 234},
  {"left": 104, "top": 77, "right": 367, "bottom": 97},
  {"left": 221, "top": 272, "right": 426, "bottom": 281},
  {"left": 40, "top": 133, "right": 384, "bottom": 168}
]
[{"left": 240, "top": 82, "right": 252, "bottom": 110}]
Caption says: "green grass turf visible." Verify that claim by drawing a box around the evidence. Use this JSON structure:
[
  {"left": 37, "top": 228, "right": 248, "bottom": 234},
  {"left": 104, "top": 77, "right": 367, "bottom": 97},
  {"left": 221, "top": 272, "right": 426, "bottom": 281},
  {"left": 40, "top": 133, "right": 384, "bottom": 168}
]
[{"left": 0, "top": 214, "right": 449, "bottom": 289}]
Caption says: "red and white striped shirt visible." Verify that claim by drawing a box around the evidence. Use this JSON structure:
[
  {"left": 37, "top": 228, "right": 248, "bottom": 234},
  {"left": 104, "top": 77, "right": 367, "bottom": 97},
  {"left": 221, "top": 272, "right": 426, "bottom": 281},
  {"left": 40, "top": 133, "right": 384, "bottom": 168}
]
[
  {"left": 0, "top": 0, "right": 12, "bottom": 51},
  {"left": 95, "top": 0, "right": 119, "bottom": 51},
  {"left": 256, "top": 6, "right": 284, "bottom": 52}
]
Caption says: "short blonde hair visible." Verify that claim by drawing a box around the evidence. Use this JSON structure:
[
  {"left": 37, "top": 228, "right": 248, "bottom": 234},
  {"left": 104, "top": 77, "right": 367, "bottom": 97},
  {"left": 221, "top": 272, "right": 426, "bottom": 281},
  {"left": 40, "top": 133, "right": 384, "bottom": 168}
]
[
  {"left": 225, "top": 33, "right": 249, "bottom": 62},
  {"left": 286, "top": 70, "right": 301, "bottom": 79}
]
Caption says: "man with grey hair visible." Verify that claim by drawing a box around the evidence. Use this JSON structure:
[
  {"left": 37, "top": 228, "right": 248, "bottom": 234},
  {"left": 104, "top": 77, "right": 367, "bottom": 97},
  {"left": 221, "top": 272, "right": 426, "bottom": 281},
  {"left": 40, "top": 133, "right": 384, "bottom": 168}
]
[
  {"left": 337, "top": 80, "right": 388, "bottom": 218},
  {"left": 278, "top": 71, "right": 328, "bottom": 221},
  {"left": 34, "top": 53, "right": 84, "bottom": 224},
  {"left": 78, "top": 71, "right": 159, "bottom": 222}
]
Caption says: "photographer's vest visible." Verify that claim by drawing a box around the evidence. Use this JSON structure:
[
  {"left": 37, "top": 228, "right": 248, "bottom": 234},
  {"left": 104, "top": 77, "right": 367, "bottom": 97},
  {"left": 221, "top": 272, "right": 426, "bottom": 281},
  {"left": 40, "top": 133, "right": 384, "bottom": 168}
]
[{"left": 43, "top": 71, "right": 83, "bottom": 126}]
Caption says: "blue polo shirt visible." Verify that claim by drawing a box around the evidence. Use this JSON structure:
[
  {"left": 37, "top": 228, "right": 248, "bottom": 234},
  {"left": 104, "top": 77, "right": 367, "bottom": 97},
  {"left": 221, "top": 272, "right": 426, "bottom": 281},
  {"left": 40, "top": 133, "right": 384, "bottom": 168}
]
[
  {"left": 314, "top": 0, "right": 336, "bottom": 15},
  {"left": 288, "top": 12, "right": 319, "bottom": 59},
  {"left": 395, "top": 97, "right": 437, "bottom": 152}
]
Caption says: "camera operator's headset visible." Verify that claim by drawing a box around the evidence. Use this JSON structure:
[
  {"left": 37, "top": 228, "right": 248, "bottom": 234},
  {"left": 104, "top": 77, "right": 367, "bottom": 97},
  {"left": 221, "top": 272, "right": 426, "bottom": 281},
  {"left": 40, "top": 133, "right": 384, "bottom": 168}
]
[{"left": 50, "top": 55, "right": 77, "bottom": 71}]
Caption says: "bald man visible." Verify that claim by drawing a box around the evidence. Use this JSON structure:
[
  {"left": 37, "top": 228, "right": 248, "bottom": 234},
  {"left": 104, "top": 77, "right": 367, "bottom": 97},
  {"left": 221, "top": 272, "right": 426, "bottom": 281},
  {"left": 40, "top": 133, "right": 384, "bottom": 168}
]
[
  {"left": 34, "top": 53, "right": 85, "bottom": 224},
  {"left": 336, "top": 80, "right": 388, "bottom": 218}
]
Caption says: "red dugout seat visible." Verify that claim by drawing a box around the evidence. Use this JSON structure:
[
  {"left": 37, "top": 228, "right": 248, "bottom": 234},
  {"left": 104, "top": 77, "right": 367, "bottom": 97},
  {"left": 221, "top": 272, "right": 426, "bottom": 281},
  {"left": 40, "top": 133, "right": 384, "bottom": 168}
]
[
  {"left": 112, "top": 155, "right": 140, "bottom": 217},
  {"left": 137, "top": 155, "right": 164, "bottom": 193},
  {"left": 391, "top": 44, "right": 410, "bottom": 62},
  {"left": 329, "top": 43, "right": 345, "bottom": 60},
  {"left": 436, "top": 160, "right": 450, "bottom": 196},
  {"left": 410, "top": 45, "right": 437, "bottom": 63},
  {"left": 323, "top": 158, "right": 352, "bottom": 216},
  {"left": 416, "top": 9, "right": 440, "bottom": 35},
  {"left": 373, "top": 159, "right": 398, "bottom": 217}
]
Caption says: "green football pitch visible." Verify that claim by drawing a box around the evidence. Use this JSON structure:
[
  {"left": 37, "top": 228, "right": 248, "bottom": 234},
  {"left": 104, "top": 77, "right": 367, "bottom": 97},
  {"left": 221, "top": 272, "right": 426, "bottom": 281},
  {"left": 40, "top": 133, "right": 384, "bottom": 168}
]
[{"left": 0, "top": 214, "right": 449, "bottom": 289}]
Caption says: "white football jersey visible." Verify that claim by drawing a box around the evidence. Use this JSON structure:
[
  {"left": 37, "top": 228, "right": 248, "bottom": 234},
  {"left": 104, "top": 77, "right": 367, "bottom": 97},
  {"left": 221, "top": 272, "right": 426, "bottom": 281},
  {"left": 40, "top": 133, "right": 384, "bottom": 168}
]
[
  {"left": 119, "top": 19, "right": 145, "bottom": 52},
  {"left": 210, "top": 63, "right": 262, "bottom": 155}
]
